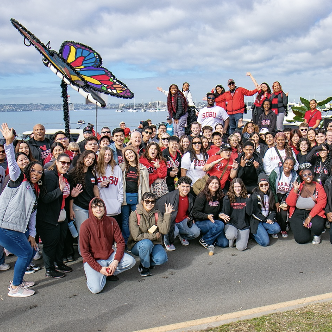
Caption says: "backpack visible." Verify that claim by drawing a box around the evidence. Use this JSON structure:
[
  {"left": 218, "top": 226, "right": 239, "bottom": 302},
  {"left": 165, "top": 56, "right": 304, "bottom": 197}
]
[{"left": 135, "top": 211, "right": 158, "bottom": 226}]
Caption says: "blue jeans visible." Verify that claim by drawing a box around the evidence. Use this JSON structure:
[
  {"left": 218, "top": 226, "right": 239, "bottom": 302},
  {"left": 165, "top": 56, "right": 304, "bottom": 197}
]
[
  {"left": 132, "top": 239, "right": 167, "bottom": 268},
  {"left": 195, "top": 219, "right": 228, "bottom": 247},
  {"left": 253, "top": 222, "right": 281, "bottom": 247},
  {"left": 83, "top": 250, "right": 136, "bottom": 294},
  {"left": 0, "top": 244, "right": 5, "bottom": 265},
  {"left": 173, "top": 218, "right": 201, "bottom": 240},
  {"left": 229, "top": 113, "right": 243, "bottom": 134},
  {"left": 121, "top": 195, "right": 138, "bottom": 244},
  {"left": 0, "top": 228, "right": 34, "bottom": 286}
]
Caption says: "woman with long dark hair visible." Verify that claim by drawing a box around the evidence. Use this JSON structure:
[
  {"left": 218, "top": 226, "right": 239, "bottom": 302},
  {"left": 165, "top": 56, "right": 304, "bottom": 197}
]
[
  {"left": 257, "top": 100, "right": 277, "bottom": 134},
  {"left": 181, "top": 137, "right": 208, "bottom": 185},
  {"left": 220, "top": 178, "right": 252, "bottom": 251},
  {"left": 271, "top": 81, "right": 288, "bottom": 131},
  {"left": 68, "top": 150, "right": 99, "bottom": 249},
  {"left": 213, "top": 85, "right": 226, "bottom": 109},
  {"left": 296, "top": 137, "right": 311, "bottom": 165},
  {"left": 251, "top": 174, "right": 280, "bottom": 246},
  {"left": 167, "top": 84, "right": 188, "bottom": 137},
  {"left": 0, "top": 123, "right": 43, "bottom": 297},
  {"left": 193, "top": 176, "right": 229, "bottom": 253},
  {"left": 44, "top": 142, "right": 65, "bottom": 169},
  {"left": 289, "top": 129, "right": 302, "bottom": 155},
  {"left": 252, "top": 82, "right": 272, "bottom": 124},
  {"left": 120, "top": 146, "right": 149, "bottom": 244},
  {"left": 15, "top": 140, "right": 36, "bottom": 162},
  {"left": 139, "top": 142, "right": 168, "bottom": 199}
]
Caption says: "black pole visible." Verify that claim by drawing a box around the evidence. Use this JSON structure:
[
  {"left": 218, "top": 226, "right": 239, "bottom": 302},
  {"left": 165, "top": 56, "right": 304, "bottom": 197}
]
[
  {"left": 95, "top": 102, "right": 98, "bottom": 134},
  {"left": 61, "top": 80, "right": 70, "bottom": 139}
]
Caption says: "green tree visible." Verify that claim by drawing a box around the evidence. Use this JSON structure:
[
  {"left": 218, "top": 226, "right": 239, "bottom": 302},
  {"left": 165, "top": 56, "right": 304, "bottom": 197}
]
[{"left": 288, "top": 96, "right": 332, "bottom": 124}]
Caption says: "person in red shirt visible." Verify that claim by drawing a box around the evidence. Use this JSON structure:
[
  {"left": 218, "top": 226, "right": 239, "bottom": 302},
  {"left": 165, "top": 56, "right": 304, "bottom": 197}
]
[
  {"left": 217, "top": 74, "right": 260, "bottom": 134},
  {"left": 203, "top": 143, "right": 239, "bottom": 190},
  {"left": 80, "top": 197, "right": 135, "bottom": 293},
  {"left": 304, "top": 99, "right": 322, "bottom": 129}
]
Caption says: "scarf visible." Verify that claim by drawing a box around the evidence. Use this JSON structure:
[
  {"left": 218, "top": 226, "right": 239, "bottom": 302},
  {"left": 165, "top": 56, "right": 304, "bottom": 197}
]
[{"left": 271, "top": 91, "right": 282, "bottom": 115}]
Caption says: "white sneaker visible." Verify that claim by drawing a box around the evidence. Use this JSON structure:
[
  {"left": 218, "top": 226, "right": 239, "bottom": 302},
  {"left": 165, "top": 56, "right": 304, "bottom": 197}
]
[
  {"left": 9, "top": 280, "right": 35, "bottom": 290},
  {"left": 178, "top": 235, "right": 189, "bottom": 246},
  {"left": 165, "top": 244, "right": 176, "bottom": 251},
  {"left": 8, "top": 285, "right": 35, "bottom": 297},
  {"left": 312, "top": 235, "right": 321, "bottom": 244},
  {"left": 33, "top": 250, "right": 42, "bottom": 260},
  {"left": 271, "top": 233, "right": 278, "bottom": 239},
  {"left": 0, "top": 263, "right": 10, "bottom": 271}
]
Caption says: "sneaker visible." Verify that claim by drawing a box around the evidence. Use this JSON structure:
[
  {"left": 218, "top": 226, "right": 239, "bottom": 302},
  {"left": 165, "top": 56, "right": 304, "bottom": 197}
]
[
  {"left": 281, "top": 231, "right": 288, "bottom": 238},
  {"left": 178, "top": 235, "right": 189, "bottom": 246},
  {"left": 67, "top": 256, "right": 74, "bottom": 262},
  {"left": 165, "top": 244, "right": 176, "bottom": 251},
  {"left": 8, "top": 285, "right": 35, "bottom": 297},
  {"left": 33, "top": 251, "right": 42, "bottom": 260},
  {"left": 45, "top": 270, "right": 66, "bottom": 279},
  {"left": 199, "top": 238, "right": 209, "bottom": 249},
  {"left": 208, "top": 245, "right": 215, "bottom": 255},
  {"left": 271, "top": 233, "right": 278, "bottom": 239},
  {"left": 0, "top": 263, "right": 10, "bottom": 271},
  {"left": 138, "top": 264, "right": 151, "bottom": 277},
  {"left": 4, "top": 249, "right": 13, "bottom": 256},
  {"left": 9, "top": 280, "right": 35, "bottom": 289},
  {"left": 63, "top": 257, "right": 68, "bottom": 263},
  {"left": 326, "top": 221, "right": 331, "bottom": 229},
  {"left": 25, "top": 266, "right": 36, "bottom": 275},
  {"left": 30, "top": 263, "right": 41, "bottom": 271},
  {"left": 55, "top": 264, "right": 73, "bottom": 273},
  {"left": 312, "top": 235, "right": 321, "bottom": 244}
]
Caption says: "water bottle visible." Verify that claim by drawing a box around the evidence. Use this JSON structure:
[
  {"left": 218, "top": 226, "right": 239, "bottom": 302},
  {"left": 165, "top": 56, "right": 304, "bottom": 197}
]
[{"left": 68, "top": 219, "right": 78, "bottom": 238}]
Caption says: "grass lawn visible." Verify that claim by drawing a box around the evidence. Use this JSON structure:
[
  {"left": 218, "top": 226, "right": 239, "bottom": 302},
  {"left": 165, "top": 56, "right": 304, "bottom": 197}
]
[{"left": 204, "top": 302, "right": 332, "bottom": 332}]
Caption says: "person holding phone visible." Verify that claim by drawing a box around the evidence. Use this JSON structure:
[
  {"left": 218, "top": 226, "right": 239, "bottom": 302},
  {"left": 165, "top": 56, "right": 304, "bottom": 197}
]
[{"left": 286, "top": 168, "right": 327, "bottom": 244}]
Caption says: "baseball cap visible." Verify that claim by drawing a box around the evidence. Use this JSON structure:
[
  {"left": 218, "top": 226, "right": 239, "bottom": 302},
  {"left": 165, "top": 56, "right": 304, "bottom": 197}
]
[{"left": 228, "top": 79, "right": 235, "bottom": 85}]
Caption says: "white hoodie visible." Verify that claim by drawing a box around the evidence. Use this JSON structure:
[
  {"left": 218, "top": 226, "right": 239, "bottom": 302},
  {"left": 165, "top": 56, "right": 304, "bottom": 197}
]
[{"left": 97, "top": 165, "right": 124, "bottom": 216}]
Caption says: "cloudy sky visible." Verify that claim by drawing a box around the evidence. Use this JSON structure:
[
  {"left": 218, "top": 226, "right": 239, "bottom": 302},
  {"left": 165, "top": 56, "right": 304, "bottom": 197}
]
[{"left": 1, "top": 0, "right": 332, "bottom": 105}]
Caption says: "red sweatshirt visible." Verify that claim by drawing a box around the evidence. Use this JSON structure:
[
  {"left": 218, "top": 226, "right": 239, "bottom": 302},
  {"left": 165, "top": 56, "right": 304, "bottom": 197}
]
[
  {"left": 139, "top": 157, "right": 167, "bottom": 186},
  {"left": 79, "top": 200, "right": 125, "bottom": 272},
  {"left": 219, "top": 87, "right": 258, "bottom": 115}
]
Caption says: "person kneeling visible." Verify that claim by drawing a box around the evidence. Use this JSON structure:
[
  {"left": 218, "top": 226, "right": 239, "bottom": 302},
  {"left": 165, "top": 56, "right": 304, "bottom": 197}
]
[
  {"left": 80, "top": 198, "right": 135, "bottom": 294},
  {"left": 128, "top": 192, "right": 173, "bottom": 277}
]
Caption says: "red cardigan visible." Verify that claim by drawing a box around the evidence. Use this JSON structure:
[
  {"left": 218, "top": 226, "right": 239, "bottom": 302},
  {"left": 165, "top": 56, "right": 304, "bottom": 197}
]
[
  {"left": 286, "top": 182, "right": 326, "bottom": 219},
  {"left": 139, "top": 157, "right": 167, "bottom": 186}
]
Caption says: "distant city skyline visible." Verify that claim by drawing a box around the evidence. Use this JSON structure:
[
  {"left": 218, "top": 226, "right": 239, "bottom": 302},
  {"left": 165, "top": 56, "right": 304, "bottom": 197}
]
[{"left": 1, "top": 1, "right": 332, "bottom": 105}]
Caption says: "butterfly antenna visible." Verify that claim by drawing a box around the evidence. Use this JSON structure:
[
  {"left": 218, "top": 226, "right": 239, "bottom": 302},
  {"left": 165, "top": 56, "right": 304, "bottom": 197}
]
[{"left": 24, "top": 37, "right": 32, "bottom": 47}]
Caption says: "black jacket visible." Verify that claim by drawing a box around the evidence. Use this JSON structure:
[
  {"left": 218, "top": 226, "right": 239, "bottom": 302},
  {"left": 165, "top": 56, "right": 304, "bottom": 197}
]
[
  {"left": 192, "top": 192, "right": 222, "bottom": 220},
  {"left": 28, "top": 137, "right": 52, "bottom": 163},
  {"left": 258, "top": 110, "right": 277, "bottom": 134},
  {"left": 36, "top": 167, "right": 66, "bottom": 225}
]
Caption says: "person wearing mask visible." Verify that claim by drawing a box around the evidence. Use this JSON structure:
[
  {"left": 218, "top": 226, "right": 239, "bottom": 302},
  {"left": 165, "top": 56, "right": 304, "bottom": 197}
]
[
  {"left": 156, "top": 176, "right": 200, "bottom": 251},
  {"left": 80, "top": 197, "right": 135, "bottom": 293},
  {"left": 162, "top": 136, "right": 181, "bottom": 192}
]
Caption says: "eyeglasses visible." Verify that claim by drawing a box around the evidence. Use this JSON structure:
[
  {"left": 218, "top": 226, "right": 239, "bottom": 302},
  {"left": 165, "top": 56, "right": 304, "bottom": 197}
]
[
  {"left": 59, "top": 160, "right": 71, "bottom": 166},
  {"left": 207, "top": 97, "right": 215, "bottom": 100},
  {"left": 145, "top": 131, "right": 152, "bottom": 135},
  {"left": 101, "top": 131, "right": 111, "bottom": 134},
  {"left": 193, "top": 141, "right": 202, "bottom": 145},
  {"left": 259, "top": 183, "right": 269, "bottom": 187},
  {"left": 302, "top": 173, "right": 313, "bottom": 178},
  {"left": 31, "top": 169, "right": 43, "bottom": 175},
  {"left": 56, "top": 137, "right": 68, "bottom": 141},
  {"left": 84, "top": 131, "right": 93, "bottom": 134},
  {"left": 144, "top": 199, "right": 155, "bottom": 205}
]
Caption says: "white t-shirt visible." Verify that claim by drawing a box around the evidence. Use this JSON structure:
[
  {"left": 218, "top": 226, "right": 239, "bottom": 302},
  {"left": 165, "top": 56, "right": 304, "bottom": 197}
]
[
  {"left": 263, "top": 147, "right": 298, "bottom": 176},
  {"left": 277, "top": 172, "right": 292, "bottom": 194},
  {"left": 197, "top": 106, "right": 229, "bottom": 128},
  {"left": 181, "top": 152, "right": 206, "bottom": 185}
]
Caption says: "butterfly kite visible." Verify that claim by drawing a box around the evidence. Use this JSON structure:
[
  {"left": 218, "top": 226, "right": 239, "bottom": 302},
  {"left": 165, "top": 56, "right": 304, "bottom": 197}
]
[{"left": 11, "top": 18, "right": 134, "bottom": 107}]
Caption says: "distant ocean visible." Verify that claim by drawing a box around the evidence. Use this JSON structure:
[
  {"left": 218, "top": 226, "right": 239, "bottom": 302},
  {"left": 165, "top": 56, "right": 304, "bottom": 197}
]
[
  {"left": 0, "top": 109, "right": 173, "bottom": 136},
  {"left": 0, "top": 108, "right": 257, "bottom": 137}
]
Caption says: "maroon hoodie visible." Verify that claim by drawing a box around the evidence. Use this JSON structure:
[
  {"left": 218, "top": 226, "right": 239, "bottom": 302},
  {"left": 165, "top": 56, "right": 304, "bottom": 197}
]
[{"left": 79, "top": 199, "right": 125, "bottom": 272}]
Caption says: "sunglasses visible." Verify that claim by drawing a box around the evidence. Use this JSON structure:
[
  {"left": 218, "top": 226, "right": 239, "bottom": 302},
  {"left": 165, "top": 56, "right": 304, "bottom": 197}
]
[
  {"left": 207, "top": 97, "right": 215, "bottom": 100},
  {"left": 0, "top": 150, "right": 5, "bottom": 154},
  {"left": 144, "top": 199, "right": 155, "bottom": 205},
  {"left": 145, "top": 131, "right": 152, "bottom": 135},
  {"left": 71, "top": 150, "right": 79, "bottom": 153},
  {"left": 228, "top": 82, "right": 235, "bottom": 85},
  {"left": 59, "top": 160, "right": 71, "bottom": 166},
  {"left": 193, "top": 141, "right": 202, "bottom": 145},
  {"left": 300, "top": 129, "right": 308, "bottom": 131},
  {"left": 101, "top": 131, "right": 111, "bottom": 134},
  {"left": 56, "top": 137, "right": 68, "bottom": 141},
  {"left": 162, "top": 137, "right": 170, "bottom": 141},
  {"left": 259, "top": 183, "right": 269, "bottom": 187}
]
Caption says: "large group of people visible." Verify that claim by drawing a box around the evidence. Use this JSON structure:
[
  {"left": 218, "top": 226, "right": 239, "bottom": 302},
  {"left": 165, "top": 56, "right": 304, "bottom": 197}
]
[{"left": 0, "top": 74, "right": 331, "bottom": 298}]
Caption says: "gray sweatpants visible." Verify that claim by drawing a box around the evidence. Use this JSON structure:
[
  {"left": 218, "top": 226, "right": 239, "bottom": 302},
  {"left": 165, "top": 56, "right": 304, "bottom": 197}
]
[
  {"left": 225, "top": 224, "right": 250, "bottom": 251},
  {"left": 276, "top": 113, "right": 285, "bottom": 131},
  {"left": 173, "top": 113, "right": 188, "bottom": 138}
]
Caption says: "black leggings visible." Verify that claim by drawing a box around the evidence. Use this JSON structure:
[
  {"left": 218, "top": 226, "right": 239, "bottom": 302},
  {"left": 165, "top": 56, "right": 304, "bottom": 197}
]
[{"left": 289, "top": 209, "right": 325, "bottom": 244}]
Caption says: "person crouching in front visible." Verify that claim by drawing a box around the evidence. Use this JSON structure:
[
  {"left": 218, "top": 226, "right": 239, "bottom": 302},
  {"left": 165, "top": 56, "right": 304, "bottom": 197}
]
[{"left": 79, "top": 198, "right": 135, "bottom": 294}]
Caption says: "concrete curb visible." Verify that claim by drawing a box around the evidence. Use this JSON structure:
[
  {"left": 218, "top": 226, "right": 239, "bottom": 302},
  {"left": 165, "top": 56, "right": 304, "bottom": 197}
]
[{"left": 134, "top": 292, "right": 332, "bottom": 332}]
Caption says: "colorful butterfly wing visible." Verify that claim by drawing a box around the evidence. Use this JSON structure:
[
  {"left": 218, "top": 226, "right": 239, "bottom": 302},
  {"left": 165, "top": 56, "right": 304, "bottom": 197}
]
[{"left": 60, "top": 41, "right": 134, "bottom": 99}]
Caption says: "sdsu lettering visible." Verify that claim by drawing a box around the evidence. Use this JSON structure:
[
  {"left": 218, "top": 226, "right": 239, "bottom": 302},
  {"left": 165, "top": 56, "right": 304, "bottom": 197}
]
[
  {"left": 194, "top": 159, "right": 206, "bottom": 167},
  {"left": 230, "top": 202, "right": 246, "bottom": 210},
  {"left": 202, "top": 112, "right": 217, "bottom": 119},
  {"left": 209, "top": 201, "right": 219, "bottom": 207},
  {"left": 97, "top": 176, "right": 119, "bottom": 186},
  {"left": 166, "top": 159, "right": 180, "bottom": 169}
]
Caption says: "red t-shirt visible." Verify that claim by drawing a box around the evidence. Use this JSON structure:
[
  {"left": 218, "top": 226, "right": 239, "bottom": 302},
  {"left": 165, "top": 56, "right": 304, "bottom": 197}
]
[
  {"left": 175, "top": 195, "right": 189, "bottom": 223},
  {"left": 207, "top": 155, "right": 234, "bottom": 189},
  {"left": 304, "top": 109, "right": 321, "bottom": 127}
]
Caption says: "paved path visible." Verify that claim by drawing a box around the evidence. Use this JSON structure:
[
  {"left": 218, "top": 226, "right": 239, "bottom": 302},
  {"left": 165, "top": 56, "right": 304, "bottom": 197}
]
[{"left": 1, "top": 231, "right": 332, "bottom": 332}]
